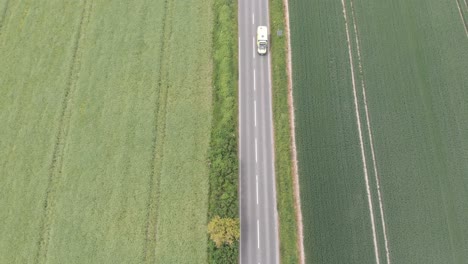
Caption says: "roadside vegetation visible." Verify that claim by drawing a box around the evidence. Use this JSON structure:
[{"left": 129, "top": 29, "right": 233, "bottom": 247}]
[
  {"left": 206, "top": 0, "right": 239, "bottom": 263},
  {"left": 269, "top": 0, "right": 300, "bottom": 262}
]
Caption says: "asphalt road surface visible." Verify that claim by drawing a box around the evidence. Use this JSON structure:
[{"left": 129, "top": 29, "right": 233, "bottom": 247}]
[{"left": 238, "top": 0, "right": 280, "bottom": 263}]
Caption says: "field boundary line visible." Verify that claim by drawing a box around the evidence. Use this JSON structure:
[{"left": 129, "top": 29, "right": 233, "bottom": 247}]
[
  {"left": 455, "top": 0, "right": 468, "bottom": 37},
  {"left": 340, "top": 1, "right": 380, "bottom": 263},
  {"left": 349, "top": 1, "right": 391, "bottom": 263},
  {"left": 34, "top": 1, "right": 92, "bottom": 263},
  {"left": 282, "top": 0, "right": 305, "bottom": 262},
  {"left": 142, "top": 0, "right": 173, "bottom": 263},
  {"left": 0, "top": 0, "right": 10, "bottom": 35}
]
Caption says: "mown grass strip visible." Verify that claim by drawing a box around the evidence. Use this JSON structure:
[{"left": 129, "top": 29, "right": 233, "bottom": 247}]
[
  {"left": 269, "top": 0, "right": 300, "bottom": 262},
  {"left": 151, "top": 0, "right": 214, "bottom": 261},
  {"left": 207, "top": 0, "right": 239, "bottom": 263}
]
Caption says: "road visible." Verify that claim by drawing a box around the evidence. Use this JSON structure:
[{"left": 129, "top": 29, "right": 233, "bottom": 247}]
[{"left": 238, "top": 0, "right": 280, "bottom": 263}]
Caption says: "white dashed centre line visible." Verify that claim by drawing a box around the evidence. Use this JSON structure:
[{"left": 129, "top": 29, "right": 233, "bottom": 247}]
[
  {"left": 257, "top": 220, "right": 260, "bottom": 249},
  {"left": 255, "top": 138, "right": 258, "bottom": 163},
  {"left": 254, "top": 100, "right": 257, "bottom": 127},
  {"left": 256, "top": 175, "right": 259, "bottom": 204},
  {"left": 252, "top": 13, "right": 255, "bottom": 24},
  {"left": 254, "top": 69, "right": 256, "bottom": 91},
  {"left": 253, "top": 37, "right": 256, "bottom": 58}
]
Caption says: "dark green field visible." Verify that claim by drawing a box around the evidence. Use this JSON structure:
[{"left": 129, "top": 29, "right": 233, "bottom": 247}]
[{"left": 289, "top": 0, "right": 468, "bottom": 263}]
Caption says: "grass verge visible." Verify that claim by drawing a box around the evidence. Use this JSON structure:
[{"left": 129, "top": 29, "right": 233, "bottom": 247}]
[
  {"left": 269, "top": 0, "right": 300, "bottom": 262},
  {"left": 207, "top": 0, "right": 239, "bottom": 263}
]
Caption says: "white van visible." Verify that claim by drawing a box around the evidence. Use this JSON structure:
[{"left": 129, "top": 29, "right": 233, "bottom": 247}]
[{"left": 257, "top": 26, "right": 268, "bottom": 55}]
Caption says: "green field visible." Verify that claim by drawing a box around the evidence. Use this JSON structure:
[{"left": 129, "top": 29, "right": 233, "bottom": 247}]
[
  {"left": 0, "top": 0, "right": 213, "bottom": 263},
  {"left": 289, "top": 0, "right": 468, "bottom": 263}
]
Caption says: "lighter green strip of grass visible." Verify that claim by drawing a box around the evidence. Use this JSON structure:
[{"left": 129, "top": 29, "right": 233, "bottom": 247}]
[
  {"left": 269, "top": 0, "right": 300, "bottom": 263},
  {"left": 153, "top": 0, "right": 214, "bottom": 263},
  {"left": 0, "top": 1, "right": 84, "bottom": 263},
  {"left": 35, "top": 1, "right": 92, "bottom": 262},
  {"left": 34, "top": 1, "right": 167, "bottom": 263}
]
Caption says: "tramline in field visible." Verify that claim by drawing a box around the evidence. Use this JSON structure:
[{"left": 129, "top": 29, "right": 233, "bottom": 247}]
[
  {"left": 289, "top": 0, "right": 468, "bottom": 263},
  {"left": 0, "top": 1, "right": 214, "bottom": 263}
]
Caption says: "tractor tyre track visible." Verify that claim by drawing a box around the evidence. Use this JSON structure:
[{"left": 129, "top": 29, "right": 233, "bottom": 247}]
[
  {"left": 340, "top": 0, "right": 381, "bottom": 262},
  {"left": 349, "top": 1, "right": 391, "bottom": 263},
  {"left": 34, "top": 1, "right": 92, "bottom": 263},
  {"left": 455, "top": 0, "right": 468, "bottom": 37},
  {"left": 142, "top": 0, "right": 174, "bottom": 262},
  {"left": 0, "top": 0, "right": 10, "bottom": 36}
]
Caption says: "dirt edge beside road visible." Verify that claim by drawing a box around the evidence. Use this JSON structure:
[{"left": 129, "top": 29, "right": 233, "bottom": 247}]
[{"left": 282, "top": 0, "right": 305, "bottom": 263}]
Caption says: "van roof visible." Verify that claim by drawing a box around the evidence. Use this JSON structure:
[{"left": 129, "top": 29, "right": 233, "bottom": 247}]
[{"left": 257, "top": 26, "right": 268, "bottom": 40}]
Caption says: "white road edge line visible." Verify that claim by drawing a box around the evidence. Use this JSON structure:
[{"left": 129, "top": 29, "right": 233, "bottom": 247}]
[
  {"left": 239, "top": 36, "right": 241, "bottom": 162},
  {"left": 265, "top": 0, "right": 281, "bottom": 262},
  {"left": 256, "top": 175, "right": 259, "bottom": 204},
  {"left": 257, "top": 220, "right": 260, "bottom": 249},
  {"left": 341, "top": 1, "right": 380, "bottom": 263},
  {"left": 255, "top": 137, "right": 258, "bottom": 163},
  {"left": 349, "top": 1, "right": 391, "bottom": 263},
  {"left": 238, "top": 34, "right": 242, "bottom": 263},
  {"left": 254, "top": 100, "right": 257, "bottom": 127}
]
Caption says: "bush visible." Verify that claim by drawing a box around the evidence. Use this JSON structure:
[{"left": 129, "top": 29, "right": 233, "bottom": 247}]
[
  {"left": 208, "top": 216, "right": 240, "bottom": 248},
  {"left": 207, "top": 0, "right": 239, "bottom": 263}
]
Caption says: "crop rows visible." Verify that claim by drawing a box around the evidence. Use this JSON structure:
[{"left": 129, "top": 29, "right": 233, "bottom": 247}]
[
  {"left": 0, "top": 0, "right": 214, "bottom": 263},
  {"left": 289, "top": 0, "right": 468, "bottom": 263}
]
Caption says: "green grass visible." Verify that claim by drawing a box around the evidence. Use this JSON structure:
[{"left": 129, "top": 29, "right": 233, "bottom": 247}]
[
  {"left": 289, "top": 0, "right": 468, "bottom": 263},
  {"left": 268, "top": 0, "right": 300, "bottom": 263},
  {"left": 207, "top": 0, "right": 239, "bottom": 263},
  {"left": 152, "top": 0, "right": 213, "bottom": 262},
  {"left": 0, "top": 2, "right": 85, "bottom": 263},
  {"left": 0, "top": 0, "right": 214, "bottom": 263}
]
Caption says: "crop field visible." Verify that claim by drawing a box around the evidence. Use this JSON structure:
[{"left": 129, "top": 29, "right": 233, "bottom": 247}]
[
  {"left": 289, "top": 0, "right": 468, "bottom": 263},
  {"left": 0, "top": 0, "right": 213, "bottom": 263}
]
